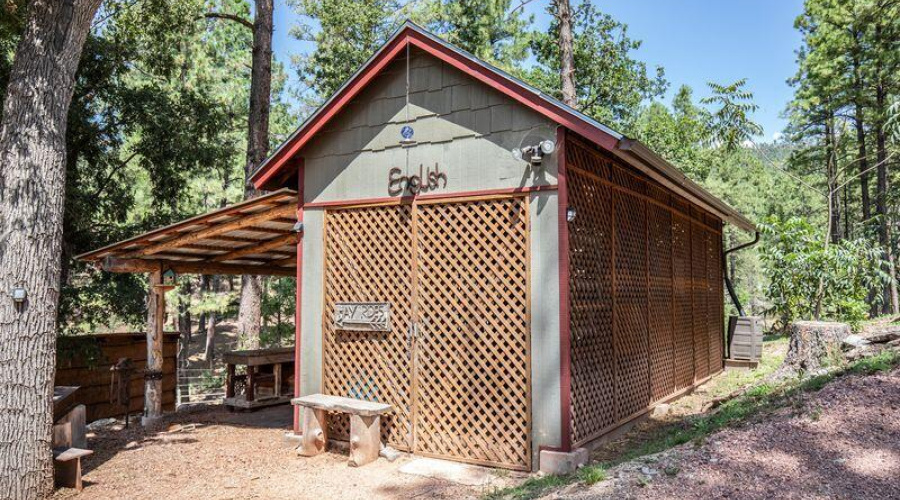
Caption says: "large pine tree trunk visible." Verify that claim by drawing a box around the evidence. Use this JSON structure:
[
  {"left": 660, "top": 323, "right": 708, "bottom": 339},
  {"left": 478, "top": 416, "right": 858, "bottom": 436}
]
[
  {"left": 555, "top": 0, "right": 576, "bottom": 108},
  {"left": 0, "top": 0, "right": 102, "bottom": 496},
  {"left": 237, "top": 0, "right": 274, "bottom": 350}
]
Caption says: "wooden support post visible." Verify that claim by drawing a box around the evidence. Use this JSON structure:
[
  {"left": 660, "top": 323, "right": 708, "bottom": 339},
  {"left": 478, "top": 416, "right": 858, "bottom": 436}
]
[
  {"left": 298, "top": 407, "right": 327, "bottom": 456},
  {"left": 273, "top": 363, "right": 282, "bottom": 397},
  {"left": 348, "top": 414, "right": 381, "bottom": 467},
  {"left": 246, "top": 366, "right": 256, "bottom": 402},
  {"left": 225, "top": 364, "right": 235, "bottom": 398},
  {"left": 143, "top": 268, "right": 165, "bottom": 426}
]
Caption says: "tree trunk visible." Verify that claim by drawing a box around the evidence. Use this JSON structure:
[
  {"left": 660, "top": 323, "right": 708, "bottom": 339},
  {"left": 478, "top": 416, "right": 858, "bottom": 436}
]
[
  {"left": 555, "top": 0, "right": 576, "bottom": 108},
  {"left": 778, "top": 321, "right": 850, "bottom": 378},
  {"left": 178, "top": 279, "right": 192, "bottom": 346},
  {"left": 0, "top": 0, "right": 102, "bottom": 496},
  {"left": 852, "top": 30, "right": 870, "bottom": 225},
  {"left": 198, "top": 274, "right": 209, "bottom": 333},
  {"left": 825, "top": 117, "right": 842, "bottom": 243},
  {"left": 204, "top": 312, "right": 217, "bottom": 368},
  {"left": 237, "top": 0, "right": 274, "bottom": 350}
]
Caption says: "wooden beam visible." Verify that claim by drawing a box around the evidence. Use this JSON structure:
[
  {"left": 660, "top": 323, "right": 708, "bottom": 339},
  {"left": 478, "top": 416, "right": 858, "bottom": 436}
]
[
  {"left": 144, "top": 269, "right": 165, "bottom": 425},
  {"left": 212, "top": 233, "right": 297, "bottom": 262},
  {"left": 269, "top": 256, "right": 297, "bottom": 267},
  {"left": 101, "top": 257, "right": 296, "bottom": 276},
  {"left": 239, "top": 226, "right": 293, "bottom": 235},
  {"left": 131, "top": 204, "right": 296, "bottom": 257}
]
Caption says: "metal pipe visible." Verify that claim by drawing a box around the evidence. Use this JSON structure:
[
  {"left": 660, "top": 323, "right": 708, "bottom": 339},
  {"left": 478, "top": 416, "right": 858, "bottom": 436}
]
[
  {"left": 722, "top": 231, "right": 760, "bottom": 358},
  {"left": 723, "top": 231, "right": 760, "bottom": 317}
]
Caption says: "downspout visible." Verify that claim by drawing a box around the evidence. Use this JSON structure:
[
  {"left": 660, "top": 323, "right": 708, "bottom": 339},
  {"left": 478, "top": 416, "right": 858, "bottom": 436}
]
[{"left": 722, "top": 231, "right": 760, "bottom": 357}]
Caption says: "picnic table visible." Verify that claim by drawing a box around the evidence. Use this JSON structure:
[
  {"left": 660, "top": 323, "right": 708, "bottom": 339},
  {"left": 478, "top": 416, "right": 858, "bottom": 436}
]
[{"left": 223, "top": 347, "right": 294, "bottom": 410}]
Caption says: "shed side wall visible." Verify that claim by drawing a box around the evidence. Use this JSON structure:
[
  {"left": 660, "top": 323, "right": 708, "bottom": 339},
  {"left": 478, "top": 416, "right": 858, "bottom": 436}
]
[{"left": 566, "top": 135, "right": 724, "bottom": 447}]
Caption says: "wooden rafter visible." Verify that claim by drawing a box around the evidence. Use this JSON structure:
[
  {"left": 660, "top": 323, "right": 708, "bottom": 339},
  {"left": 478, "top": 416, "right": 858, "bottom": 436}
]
[
  {"left": 128, "top": 204, "right": 296, "bottom": 257},
  {"left": 212, "top": 233, "right": 297, "bottom": 262}
]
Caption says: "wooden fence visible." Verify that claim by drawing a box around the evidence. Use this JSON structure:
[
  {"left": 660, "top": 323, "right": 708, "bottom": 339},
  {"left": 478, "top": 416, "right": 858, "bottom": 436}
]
[{"left": 56, "top": 332, "right": 179, "bottom": 422}]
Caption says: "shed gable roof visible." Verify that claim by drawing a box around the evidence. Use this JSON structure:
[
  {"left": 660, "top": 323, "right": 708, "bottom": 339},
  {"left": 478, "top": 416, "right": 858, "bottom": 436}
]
[{"left": 252, "top": 21, "right": 754, "bottom": 232}]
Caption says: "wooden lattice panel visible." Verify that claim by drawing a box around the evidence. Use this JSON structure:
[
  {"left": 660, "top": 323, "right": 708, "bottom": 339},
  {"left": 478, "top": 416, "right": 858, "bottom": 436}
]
[
  {"left": 673, "top": 214, "right": 695, "bottom": 389},
  {"left": 613, "top": 190, "right": 650, "bottom": 420},
  {"left": 692, "top": 223, "right": 710, "bottom": 381},
  {"left": 568, "top": 167, "right": 616, "bottom": 442},
  {"left": 648, "top": 203, "right": 675, "bottom": 402},
  {"left": 413, "top": 197, "right": 531, "bottom": 469},
  {"left": 707, "top": 224, "right": 724, "bottom": 374},
  {"left": 566, "top": 137, "right": 726, "bottom": 446},
  {"left": 322, "top": 205, "right": 414, "bottom": 449}
]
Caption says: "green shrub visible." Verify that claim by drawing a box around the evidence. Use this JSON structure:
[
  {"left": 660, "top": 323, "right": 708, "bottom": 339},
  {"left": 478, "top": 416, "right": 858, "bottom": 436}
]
[{"left": 759, "top": 217, "right": 888, "bottom": 331}]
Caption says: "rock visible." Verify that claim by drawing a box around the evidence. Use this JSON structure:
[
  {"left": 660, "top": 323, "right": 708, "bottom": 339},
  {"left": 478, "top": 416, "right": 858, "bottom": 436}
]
[
  {"left": 379, "top": 446, "right": 402, "bottom": 462},
  {"left": 652, "top": 404, "right": 671, "bottom": 418},
  {"left": 842, "top": 334, "right": 870, "bottom": 349},
  {"left": 866, "top": 330, "right": 900, "bottom": 344},
  {"left": 87, "top": 418, "right": 118, "bottom": 431}
]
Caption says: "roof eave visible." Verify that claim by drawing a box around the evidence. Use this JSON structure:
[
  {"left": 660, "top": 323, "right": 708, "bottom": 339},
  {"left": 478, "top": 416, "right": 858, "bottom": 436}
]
[{"left": 615, "top": 138, "right": 756, "bottom": 233}]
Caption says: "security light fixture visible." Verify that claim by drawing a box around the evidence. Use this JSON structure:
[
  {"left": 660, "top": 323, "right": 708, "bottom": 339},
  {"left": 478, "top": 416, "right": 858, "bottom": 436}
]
[
  {"left": 512, "top": 140, "right": 556, "bottom": 166},
  {"left": 292, "top": 221, "right": 305, "bottom": 234},
  {"left": 11, "top": 287, "right": 26, "bottom": 304},
  {"left": 566, "top": 206, "right": 577, "bottom": 222}
]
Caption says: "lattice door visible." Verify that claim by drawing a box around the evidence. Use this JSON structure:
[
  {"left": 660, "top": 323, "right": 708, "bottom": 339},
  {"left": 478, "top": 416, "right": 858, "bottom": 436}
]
[
  {"left": 322, "top": 205, "right": 414, "bottom": 449},
  {"left": 323, "top": 197, "right": 531, "bottom": 469},
  {"left": 413, "top": 197, "right": 532, "bottom": 470}
]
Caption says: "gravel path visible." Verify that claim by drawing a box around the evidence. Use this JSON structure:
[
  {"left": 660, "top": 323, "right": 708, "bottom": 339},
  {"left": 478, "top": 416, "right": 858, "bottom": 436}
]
[
  {"left": 52, "top": 405, "right": 501, "bottom": 500},
  {"left": 550, "top": 367, "right": 900, "bottom": 500}
]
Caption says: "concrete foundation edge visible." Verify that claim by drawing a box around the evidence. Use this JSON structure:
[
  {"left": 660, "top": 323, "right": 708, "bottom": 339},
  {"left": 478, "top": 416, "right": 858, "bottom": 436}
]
[{"left": 539, "top": 447, "right": 589, "bottom": 475}]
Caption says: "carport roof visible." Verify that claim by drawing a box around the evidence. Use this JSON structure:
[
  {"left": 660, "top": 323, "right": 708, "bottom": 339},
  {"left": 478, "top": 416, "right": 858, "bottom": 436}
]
[{"left": 77, "top": 189, "right": 299, "bottom": 277}]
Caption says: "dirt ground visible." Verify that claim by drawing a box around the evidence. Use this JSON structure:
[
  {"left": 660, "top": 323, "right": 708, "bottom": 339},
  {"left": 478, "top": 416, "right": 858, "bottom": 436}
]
[
  {"left": 546, "top": 366, "right": 900, "bottom": 500},
  {"left": 52, "top": 405, "right": 508, "bottom": 500}
]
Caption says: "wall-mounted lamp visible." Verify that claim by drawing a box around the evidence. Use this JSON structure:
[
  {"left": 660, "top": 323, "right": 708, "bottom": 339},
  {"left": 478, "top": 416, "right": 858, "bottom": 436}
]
[
  {"left": 291, "top": 221, "right": 305, "bottom": 234},
  {"left": 566, "top": 206, "right": 577, "bottom": 222},
  {"left": 11, "top": 287, "right": 26, "bottom": 304},
  {"left": 512, "top": 140, "right": 556, "bottom": 165}
]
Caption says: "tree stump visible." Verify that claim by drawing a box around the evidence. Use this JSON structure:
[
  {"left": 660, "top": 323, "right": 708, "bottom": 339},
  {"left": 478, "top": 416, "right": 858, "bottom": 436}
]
[{"left": 780, "top": 321, "right": 850, "bottom": 376}]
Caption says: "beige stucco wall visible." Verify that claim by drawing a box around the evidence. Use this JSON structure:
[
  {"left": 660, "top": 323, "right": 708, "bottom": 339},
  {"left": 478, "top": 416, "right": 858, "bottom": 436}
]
[{"left": 295, "top": 46, "right": 563, "bottom": 464}]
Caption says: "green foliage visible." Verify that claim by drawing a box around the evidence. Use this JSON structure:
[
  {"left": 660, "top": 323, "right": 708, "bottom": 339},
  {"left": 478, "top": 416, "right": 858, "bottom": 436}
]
[
  {"left": 528, "top": 0, "right": 667, "bottom": 130},
  {"left": 290, "top": 0, "right": 403, "bottom": 99},
  {"left": 759, "top": 216, "right": 888, "bottom": 330},
  {"left": 261, "top": 277, "right": 296, "bottom": 346},
  {"left": 701, "top": 79, "right": 764, "bottom": 151},
  {"left": 420, "top": 0, "right": 532, "bottom": 70},
  {"left": 577, "top": 466, "right": 607, "bottom": 485},
  {"left": 191, "top": 289, "right": 238, "bottom": 317}
]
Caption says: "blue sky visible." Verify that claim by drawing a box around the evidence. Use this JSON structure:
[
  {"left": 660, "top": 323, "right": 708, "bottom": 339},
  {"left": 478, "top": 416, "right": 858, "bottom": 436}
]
[{"left": 271, "top": 0, "right": 804, "bottom": 141}]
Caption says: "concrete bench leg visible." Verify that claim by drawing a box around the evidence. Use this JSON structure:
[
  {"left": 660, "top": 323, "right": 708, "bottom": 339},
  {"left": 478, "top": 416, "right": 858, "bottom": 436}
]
[
  {"left": 348, "top": 414, "right": 381, "bottom": 467},
  {"left": 298, "top": 407, "right": 327, "bottom": 457}
]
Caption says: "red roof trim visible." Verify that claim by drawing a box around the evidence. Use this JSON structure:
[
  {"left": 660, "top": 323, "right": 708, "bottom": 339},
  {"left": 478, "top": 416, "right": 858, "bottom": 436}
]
[{"left": 251, "top": 26, "right": 620, "bottom": 191}]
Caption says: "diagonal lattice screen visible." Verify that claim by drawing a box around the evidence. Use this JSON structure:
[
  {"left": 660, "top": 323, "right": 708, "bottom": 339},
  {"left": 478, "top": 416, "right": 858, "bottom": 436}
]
[
  {"left": 322, "top": 197, "right": 531, "bottom": 469},
  {"left": 567, "top": 137, "right": 724, "bottom": 446}
]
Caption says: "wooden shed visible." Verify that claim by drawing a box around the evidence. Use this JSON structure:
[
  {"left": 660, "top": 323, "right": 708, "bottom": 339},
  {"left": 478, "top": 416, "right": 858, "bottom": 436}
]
[{"left": 81, "top": 22, "right": 754, "bottom": 472}]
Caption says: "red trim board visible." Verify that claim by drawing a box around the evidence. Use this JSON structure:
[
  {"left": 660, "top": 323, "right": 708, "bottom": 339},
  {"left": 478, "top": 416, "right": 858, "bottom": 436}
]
[
  {"left": 293, "top": 159, "right": 305, "bottom": 434},
  {"left": 556, "top": 128, "right": 573, "bottom": 451}
]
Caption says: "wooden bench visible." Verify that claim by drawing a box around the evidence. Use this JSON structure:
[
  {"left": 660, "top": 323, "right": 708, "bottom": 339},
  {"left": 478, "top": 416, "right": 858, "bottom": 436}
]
[
  {"left": 291, "top": 394, "right": 392, "bottom": 467},
  {"left": 53, "top": 447, "right": 93, "bottom": 491}
]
